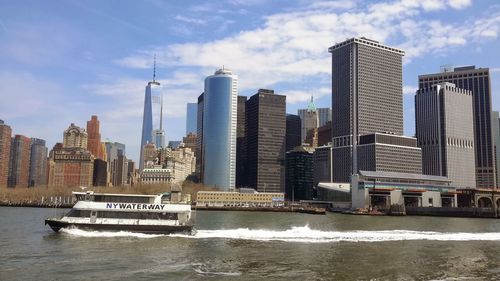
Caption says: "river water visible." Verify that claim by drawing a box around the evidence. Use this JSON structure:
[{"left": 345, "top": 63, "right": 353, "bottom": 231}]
[{"left": 0, "top": 207, "right": 499, "bottom": 280}]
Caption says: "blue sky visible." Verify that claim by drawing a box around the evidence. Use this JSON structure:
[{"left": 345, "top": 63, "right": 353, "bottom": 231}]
[{"left": 1, "top": 0, "right": 500, "bottom": 163}]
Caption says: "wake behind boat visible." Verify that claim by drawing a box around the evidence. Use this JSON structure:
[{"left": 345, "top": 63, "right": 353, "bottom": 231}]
[{"left": 45, "top": 190, "right": 194, "bottom": 235}]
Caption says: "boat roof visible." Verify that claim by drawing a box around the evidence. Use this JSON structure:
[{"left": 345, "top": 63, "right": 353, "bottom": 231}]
[{"left": 72, "top": 191, "right": 159, "bottom": 198}]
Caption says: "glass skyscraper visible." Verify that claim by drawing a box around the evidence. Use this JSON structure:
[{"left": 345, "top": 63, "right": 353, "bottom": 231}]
[
  {"left": 140, "top": 79, "right": 160, "bottom": 171},
  {"left": 202, "top": 68, "right": 238, "bottom": 190},
  {"left": 186, "top": 103, "right": 197, "bottom": 135}
]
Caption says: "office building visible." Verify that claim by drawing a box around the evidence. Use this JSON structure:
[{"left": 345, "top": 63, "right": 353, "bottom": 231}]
[
  {"left": 286, "top": 114, "right": 301, "bottom": 152},
  {"left": 86, "top": 115, "right": 104, "bottom": 159},
  {"left": 492, "top": 111, "right": 500, "bottom": 187},
  {"left": 313, "top": 144, "right": 332, "bottom": 185},
  {"left": 63, "top": 123, "right": 88, "bottom": 149},
  {"left": 93, "top": 158, "right": 108, "bottom": 186},
  {"left": 50, "top": 123, "right": 94, "bottom": 187},
  {"left": 182, "top": 132, "right": 197, "bottom": 153},
  {"left": 416, "top": 83, "right": 475, "bottom": 188},
  {"left": 318, "top": 121, "right": 332, "bottom": 146},
  {"left": 236, "top": 96, "right": 247, "bottom": 187},
  {"left": 246, "top": 89, "right": 286, "bottom": 193},
  {"left": 329, "top": 37, "right": 405, "bottom": 182},
  {"left": 29, "top": 138, "right": 47, "bottom": 187},
  {"left": 317, "top": 108, "right": 332, "bottom": 127},
  {"left": 298, "top": 97, "right": 319, "bottom": 146},
  {"left": 196, "top": 93, "right": 204, "bottom": 180},
  {"left": 186, "top": 103, "right": 197, "bottom": 135},
  {"left": 285, "top": 145, "right": 315, "bottom": 201},
  {"left": 357, "top": 133, "right": 422, "bottom": 174},
  {"left": 0, "top": 120, "right": 12, "bottom": 187},
  {"left": 168, "top": 141, "right": 181, "bottom": 149},
  {"left": 140, "top": 65, "right": 161, "bottom": 171},
  {"left": 112, "top": 154, "right": 128, "bottom": 186},
  {"left": 104, "top": 141, "right": 126, "bottom": 165},
  {"left": 202, "top": 68, "right": 238, "bottom": 190},
  {"left": 419, "top": 66, "right": 495, "bottom": 188},
  {"left": 8, "top": 135, "right": 31, "bottom": 187}
]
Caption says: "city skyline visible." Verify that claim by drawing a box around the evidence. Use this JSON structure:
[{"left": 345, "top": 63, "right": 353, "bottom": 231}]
[{"left": 1, "top": 0, "right": 500, "bottom": 163}]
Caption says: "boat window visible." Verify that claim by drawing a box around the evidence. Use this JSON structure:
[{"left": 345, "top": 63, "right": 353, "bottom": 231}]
[
  {"left": 66, "top": 210, "right": 91, "bottom": 217},
  {"left": 93, "top": 195, "right": 151, "bottom": 203},
  {"left": 97, "top": 211, "right": 178, "bottom": 220}
]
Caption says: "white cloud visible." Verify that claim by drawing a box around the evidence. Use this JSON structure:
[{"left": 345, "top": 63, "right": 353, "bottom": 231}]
[
  {"left": 174, "top": 15, "right": 206, "bottom": 25},
  {"left": 403, "top": 85, "right": 419, "bottom": 96},
  {"left": 281, "top": 87, "right": 331, "bottom": 104},
  {"left": 447, "top": 0, "right": 472, "bottom": 9}
]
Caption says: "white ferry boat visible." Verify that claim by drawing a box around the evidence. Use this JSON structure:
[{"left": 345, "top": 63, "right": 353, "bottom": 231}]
[{"left": 45, "top": 191, "right": 194, "bottom": 234}]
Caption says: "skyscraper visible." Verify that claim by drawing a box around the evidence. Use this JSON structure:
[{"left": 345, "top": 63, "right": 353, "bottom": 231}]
[
  {"left": 196, "top": 93, "right": 204, "bottom": 180},
  {"left": 140, "top": 61, "right": 161, "bottom": 171},
  {"left": 317, "top": 108, "right": 332, "bottom": 127},
  {"left": 419, "top": 66, "right": 495, "bottom": 189},
  {"left": 285, "top": 114, "right": 301, "bottom": 151},
  {"left": 236, "top": 95, "right": 247, "bottom": 187},
  {"left": 0, "top": 120, "right": 12, "bottom": 187},
  {"left": 329, "top": 37, "right": 405, "bottom": 182},
  {"left": 186, "top": 103, "right": 197, "bottom": 135},
  {"left": 86, "top": 115, "right": 103, "bottom": 159},
  {"left": 492, "top": 111, "right": 500, "bottom": 187},
  {"left": 285, "top": 145, "right": 315, "bottom": 200},
  {"left": 8, "top": 135, "right": 31, "bottom": 187},
  {"left": 202, "top": 68, "right": 238, "bottom": 190},
  {"left": 246, "top": 89, "right": 286, "bottom": 193},
  {"left": 29, "top": 138, "right": 47, "bottom": 187},
  {"left": 298, "top": 97, "right": 319, "bottom": 145},
  {"left": 64, "top": 123, "right": 88, "bottom": 149},
  {"left": 416, "top": 82, "right": 475, "bottom": 188}
]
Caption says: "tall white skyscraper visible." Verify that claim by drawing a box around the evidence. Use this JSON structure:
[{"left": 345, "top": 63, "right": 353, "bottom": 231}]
[{"left": 202, "top": 68, "right": 238, "bottom": 190}]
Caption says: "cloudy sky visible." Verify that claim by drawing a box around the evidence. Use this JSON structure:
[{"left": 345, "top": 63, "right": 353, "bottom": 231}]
[{"left": 1, "top": 0, "right": 500, "bottom": 162}]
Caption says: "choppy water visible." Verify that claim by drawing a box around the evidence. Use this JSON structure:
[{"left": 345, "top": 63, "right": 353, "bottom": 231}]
[{"left": 1, "top": 207, "right": 499, "bottom": 280}]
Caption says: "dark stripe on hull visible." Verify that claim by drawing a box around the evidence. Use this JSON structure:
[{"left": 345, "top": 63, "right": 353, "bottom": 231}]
[{"left": 45, "top": 219, "right": 193, "bottom": 235}]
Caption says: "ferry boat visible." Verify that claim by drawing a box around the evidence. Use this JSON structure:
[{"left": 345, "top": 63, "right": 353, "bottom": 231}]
[{"left": 45, "top": 191, "right": 194, "bottom": 234}]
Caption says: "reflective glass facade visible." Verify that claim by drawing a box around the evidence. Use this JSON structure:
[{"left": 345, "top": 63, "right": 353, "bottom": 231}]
[
  {"left": 202, "top": 69, "right": 237, "bottom": 190},
  {"left": 140, "top": 81, "right": 160, "bottom": 171}
]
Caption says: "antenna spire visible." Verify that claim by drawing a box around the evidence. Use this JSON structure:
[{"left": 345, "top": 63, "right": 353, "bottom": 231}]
[{"left": 153, "top": 54, "right": 156, "bottom": 82}]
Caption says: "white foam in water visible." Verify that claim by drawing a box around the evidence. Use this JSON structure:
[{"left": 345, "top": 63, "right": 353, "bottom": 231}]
[{"left": 61, "top": 226, "right": 500, "bottom": 243}]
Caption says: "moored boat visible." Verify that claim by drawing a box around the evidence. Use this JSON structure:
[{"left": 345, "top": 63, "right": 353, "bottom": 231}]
[{"left": 45, "top": 191, "right": 194, "bottom": 235}]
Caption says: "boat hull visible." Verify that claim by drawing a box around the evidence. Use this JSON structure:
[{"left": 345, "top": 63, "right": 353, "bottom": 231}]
[{"left": 45, "top": 219, "right": 193, "bottom": 235}]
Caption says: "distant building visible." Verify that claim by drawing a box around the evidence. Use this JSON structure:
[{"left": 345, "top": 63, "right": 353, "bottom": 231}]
[
  {"left": 141, "top": 167, "right": 172, "bottom": 184},
  {"left": 285, "top": 114, "right": 301, "bottom": 152},
  {"left": 313, "top": 144, "right": 332, "bottom": 185},
  {"left": 86, "top": 115, "right": 104, "bottom": 159},
  {"left": 63, "top": 123, "right": 88, "bottom": 149},
  {"left": 140, "top": 69, "right": 161, "bottom": 172},
  {"left": 236, "top": 95, "right": 247, "bottom": 187},
  {"left": 29, "top": 138, "right": 47, "bottom": 187},
  {"left": 168, "top": 141, "right": 182, "bottom": 149},
  {"left": 298, "top": 97, "right": 319, "bottom": 146},
  {"left": 168, "top": 146, "right": 196, "bottom": 184},
  {"left": 357, "top": 133, "right": 422, "bottom": 175},
  {"left": 112, "top": 154, "right": 128, "bottom": 186},
  {"left": 186, "top": 103, "right": 197, "bottom": 135},
  {"left": 93, "top": 158, "right": 108, "bottom": 187},
  {"left": 196, "top": 189, "right": 285, "bottom": 208},
  {"left": 50, "top": 124, "right": 94, "bottom": 187},
  {"left": 196, "top": 93, "right": 204, "bottom": 180},
  {"left": 202, "top": 68, "right": 238, "bottom": 190},
  {"left": 285, "top": 145, "right": 315, "bottom": 201},
  {"left": 8, "top": 135, "right": 31, "bottom": 187},
  {"left": 246, "top": 89, "right": 286, "bottom": 193},
  {"left": 182, "top": 132, "right": 197, "bottom": 154},
  {"left": 492, "top": 111, "right": 500, "bottom": 188},
  {"left": 317, "top": 108, "right": 332, "bottom": 127},
  {"left": 329, "top": 37, "right": 406, "bottom": 182},
  {"left": 0, "top": 120, "right": 12, "bottom": 187},
  {"left": 317, "top": 121, "right": 332, "bottom": 146},
  {"left": 419, "top": 66, "right": 495, "bottom": 189},
  {"left": 127, "top": 160, "right": 137, "bottom": 185},
  {"left": 104, "top": 141, "right": 126, "bottom": 164},
  {"left": 416, "top": 82, "right": 475, "bottom": 188}
]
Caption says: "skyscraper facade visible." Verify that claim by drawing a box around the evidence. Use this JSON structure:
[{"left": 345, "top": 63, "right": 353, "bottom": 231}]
[
  {"left": 298, "top": 97, "right": 319, "bottom": 145},
  {"left": 492, "top": 111, "right": 500, "bottom": 187},
  {"left": 140, "top": 76, "right": 161, "bottom": 171},
  {"left": 202, "top": 68, "right": 238, "bottom": 190},
  {"left": 29, "top": 138, "right": 47, "bottom": 187},
  {"left": 329, "top": 37, "right": 405, "bottom": 182},
  {"left": 285, "top": 145, "right": 315, "bottom": 200},
  {"left": 86, "top": 115, "right": 103, "bottom": 159},
  {"left": 8, "top": 135, "right": 31, "bottom": 187},
  {"left": 186, "top": 103, "right": 197, "bottom": 135},
  {"left": 63, "top": 123, "right": 88, "bottom": 149},
  {"left": 285, "top": 114, "right": 301, "bottom": 152},
  {"left": 196, "top": 93, "right": 204, "bottom": 180},
  {"left": 236, "top": 95, "right": 247, "bottom": 187},
  {"left": 317, "top": 108, "right": 332, "bottom": 127},
  {"left": 246, "top": 89, "right": 286, "bottom": 193},
  {"left": 419, "top": 66, "right": 495, "bottom": 189},
  {"left": 416, "top": 83, "right": 476, "bottom": 188},
  {"left": 0, "top": 120, "right": 12, "bottom": 187}
]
